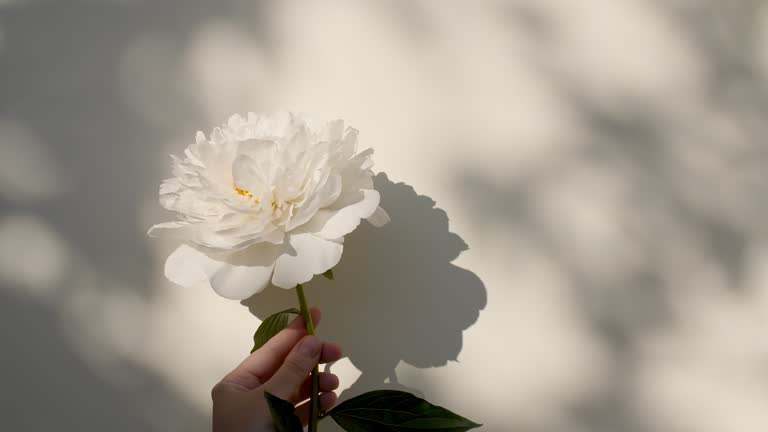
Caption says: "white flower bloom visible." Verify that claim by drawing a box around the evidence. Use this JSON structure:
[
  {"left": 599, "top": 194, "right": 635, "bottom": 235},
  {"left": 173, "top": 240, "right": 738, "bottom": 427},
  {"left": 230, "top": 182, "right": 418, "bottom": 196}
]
[{"left": 149, "top": 112, "right": 389, "bottom": 299}]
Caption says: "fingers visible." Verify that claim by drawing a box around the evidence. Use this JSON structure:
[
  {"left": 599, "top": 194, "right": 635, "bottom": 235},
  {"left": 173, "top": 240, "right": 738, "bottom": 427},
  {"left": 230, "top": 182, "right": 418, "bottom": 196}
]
[
  {"left": 261, "top": 335, "right": 322, "bottom": 400},
  {"left": 285, "top": 307, "right": 322, "bottom": 331},
  {"left": 291, "top": 372, "right": 340, "bottom": 403},
  {"left": 220, "top": 308, "right": 322, "bottom": 390},
  {"left": 296, "top": 392, "right": 338, "bottom": 425},
  {"left": 320, "top": 342, "right": 343, "bottom": 364}
]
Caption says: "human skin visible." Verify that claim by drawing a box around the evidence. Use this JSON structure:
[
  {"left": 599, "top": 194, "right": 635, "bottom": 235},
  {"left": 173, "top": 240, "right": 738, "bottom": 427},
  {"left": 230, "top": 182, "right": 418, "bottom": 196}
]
[{"left": 211, "top": 308, "right": 343, "bottom": 431}]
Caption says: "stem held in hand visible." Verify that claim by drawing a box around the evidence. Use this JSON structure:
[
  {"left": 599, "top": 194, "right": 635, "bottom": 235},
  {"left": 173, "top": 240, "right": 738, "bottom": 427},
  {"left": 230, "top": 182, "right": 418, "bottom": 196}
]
[{"left": 295, "top": 284, "right": 320, "bottom": 432}]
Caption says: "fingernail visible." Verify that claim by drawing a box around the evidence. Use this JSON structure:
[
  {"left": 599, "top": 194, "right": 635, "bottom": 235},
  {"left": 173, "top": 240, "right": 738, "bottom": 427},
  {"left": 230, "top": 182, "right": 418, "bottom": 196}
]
[{"left": 298, "top": 336, "right": 321, "bottom": 357}]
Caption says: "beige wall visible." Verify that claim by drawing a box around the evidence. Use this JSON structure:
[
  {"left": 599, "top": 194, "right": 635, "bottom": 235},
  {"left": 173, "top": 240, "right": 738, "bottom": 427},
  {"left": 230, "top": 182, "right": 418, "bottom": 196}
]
[{"left": 2, "top": 1, "right": 768, "bottom": 431}]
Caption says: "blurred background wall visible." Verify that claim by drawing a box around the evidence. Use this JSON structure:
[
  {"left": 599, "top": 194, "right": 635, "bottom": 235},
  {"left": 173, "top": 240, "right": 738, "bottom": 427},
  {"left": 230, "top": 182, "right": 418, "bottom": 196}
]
[{"left": 3, "top": 1, "right": 768, "bottom": 431}]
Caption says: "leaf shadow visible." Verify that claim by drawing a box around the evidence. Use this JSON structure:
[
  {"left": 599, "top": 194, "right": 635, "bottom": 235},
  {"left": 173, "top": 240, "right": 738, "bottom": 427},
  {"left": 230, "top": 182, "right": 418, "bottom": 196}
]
[{"left": 242, "top": 173, "right": 487, "bottom": 400}]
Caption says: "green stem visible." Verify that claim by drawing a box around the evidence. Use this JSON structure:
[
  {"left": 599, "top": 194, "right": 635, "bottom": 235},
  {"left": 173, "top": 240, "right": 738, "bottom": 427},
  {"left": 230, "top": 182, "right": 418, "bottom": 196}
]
[{"left": 296, "top": 284, "right": 320, "bottom": 432}]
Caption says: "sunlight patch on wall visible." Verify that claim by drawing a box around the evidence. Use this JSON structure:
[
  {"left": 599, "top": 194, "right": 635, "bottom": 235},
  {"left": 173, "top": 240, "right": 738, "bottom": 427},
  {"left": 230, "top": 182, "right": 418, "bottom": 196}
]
[
  {"left": 325, "top": 357, "right": 362, "bottom": 397},
  {"left": 634, "top": 284, "right": 768, "bottom": 432},
  {"left": 184, "top": 19, "right": 272, "bottom": 123},
  {"left": 526, "top": 0, "right": 706, "bottom": 109},
  {"left": 0, "top": 213, "right": 69, "bottom": 299},
  {"left": 531, "top": 160, "right": 643, "bottom": 288}
]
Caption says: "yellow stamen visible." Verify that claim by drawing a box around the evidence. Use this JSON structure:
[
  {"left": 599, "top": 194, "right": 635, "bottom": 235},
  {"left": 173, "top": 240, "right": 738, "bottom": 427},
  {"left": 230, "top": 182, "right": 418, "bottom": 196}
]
[{"left": 233, "top": 184, "right": 260, "bottom": 204}]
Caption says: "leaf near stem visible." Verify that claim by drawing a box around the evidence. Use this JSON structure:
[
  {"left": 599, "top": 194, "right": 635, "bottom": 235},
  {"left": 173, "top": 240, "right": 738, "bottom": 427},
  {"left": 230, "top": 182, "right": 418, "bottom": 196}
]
[
  {"left": 265, "top": 392, "right": 303, "bottom": 432},
  {"left": 322, "top": 269, "right": 335, "bottom": 280},
  {"left": 251, "top": 308, "right": 300, "bottom": 353},
  {"left": 328, "top": 390, "right": 481, "bottom": 431}
]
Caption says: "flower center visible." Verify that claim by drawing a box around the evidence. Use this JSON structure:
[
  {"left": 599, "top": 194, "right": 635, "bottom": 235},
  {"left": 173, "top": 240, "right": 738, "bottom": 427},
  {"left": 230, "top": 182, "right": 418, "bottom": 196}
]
[
  {"left": 233, "top": 183, "right": 301, "bottom": 225},
  {"left": 233, "top": 184, "right": 260, "bottom": 204}
]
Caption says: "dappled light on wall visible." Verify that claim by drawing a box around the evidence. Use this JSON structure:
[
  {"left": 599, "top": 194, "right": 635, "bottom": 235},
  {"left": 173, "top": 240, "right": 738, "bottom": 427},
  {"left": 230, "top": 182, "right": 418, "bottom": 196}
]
[{"left": 2, "top": 0, "right": 768, "bottom": 431}]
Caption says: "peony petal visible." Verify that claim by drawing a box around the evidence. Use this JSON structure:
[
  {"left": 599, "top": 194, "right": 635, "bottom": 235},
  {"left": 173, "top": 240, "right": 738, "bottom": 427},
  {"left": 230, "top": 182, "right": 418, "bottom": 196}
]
[
  {"left": 262, "top": 110, "right": 293, "bottom": 137},
  {"left": 164, "top": 244, "right": 228, "bottom": 288},
  {"left": 165, "top": 243, "right": 281, "bottom": 300},
  {"left": 303, "top": 189, "right": 381, "bottom": 239},
  {"left": 330, "top": 149, "right": 375, "bottom": 210},
  {"left": 194, "top": 224, "right": 284, "bottom": 253},
  {"left": 321, "top": 119, "right": 345, "bottom": 142},
  {"left": 209, "top": 262, "right": 275, "bottom": 300},
  {"left": 236, "top": 138, "right": 277, "bottom": 163},
  {"left": 367, "top": 206, "right": 390, "bottom": 227},
  {"left": 286, "top": 174, "right": 342, "bottom": 231},
  {"left": 271, "top": 232, "right": 343, "bottom": 288},
  {"left": 213, "top": 242, "right": 283, "bottom": 299},
  {"left": 232, "top": 154, "right": 269, "bottom": 194},
  {"left": 148, "top": 221, "right": 194, "bottom": 240},
  {"left": 339, "top": 128, "right": 358, "bottom": 160}
]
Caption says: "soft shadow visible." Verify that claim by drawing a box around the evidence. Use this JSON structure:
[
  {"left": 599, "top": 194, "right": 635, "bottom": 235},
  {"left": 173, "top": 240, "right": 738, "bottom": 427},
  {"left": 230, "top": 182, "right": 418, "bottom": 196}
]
[
  {"left": 243, "top": 173, "right": 486, "bottom": 398},
  {"left": 0, "top": 288, "right": 206, "bottom": 431}
]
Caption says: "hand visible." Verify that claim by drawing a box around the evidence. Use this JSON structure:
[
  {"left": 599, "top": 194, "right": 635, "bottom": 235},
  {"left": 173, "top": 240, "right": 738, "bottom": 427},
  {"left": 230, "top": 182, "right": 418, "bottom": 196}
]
[{"left": 211, "top": 308, "right": 343, "bottom": 432}]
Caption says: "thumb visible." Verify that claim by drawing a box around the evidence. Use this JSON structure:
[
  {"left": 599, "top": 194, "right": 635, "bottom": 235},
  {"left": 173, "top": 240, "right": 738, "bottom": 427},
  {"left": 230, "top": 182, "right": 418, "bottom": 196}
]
[{"left": 260, "top": 336, "right": 322, "bottom": 400}]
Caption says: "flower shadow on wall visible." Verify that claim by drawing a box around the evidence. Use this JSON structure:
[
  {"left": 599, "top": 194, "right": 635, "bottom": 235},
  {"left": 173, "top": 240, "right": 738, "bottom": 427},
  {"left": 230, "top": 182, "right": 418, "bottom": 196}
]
[{"left": 243, "top": 173, "right": 486, "bottom": 398}]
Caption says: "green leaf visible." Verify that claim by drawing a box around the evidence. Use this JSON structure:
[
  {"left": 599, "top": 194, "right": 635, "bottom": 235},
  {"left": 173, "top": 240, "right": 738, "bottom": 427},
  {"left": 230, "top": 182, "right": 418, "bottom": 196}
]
[
  {"left": 264, "top": 392, "right": 303, "bottom": 432},
  {"left": 251, "top": 308, "right": 300, "bottom": 353},
  {"left": 322, "top": 269, "right": 335, "bottom": 280},
  {"left": 328, "top": 390, "right": 481, "bottom": 432}
]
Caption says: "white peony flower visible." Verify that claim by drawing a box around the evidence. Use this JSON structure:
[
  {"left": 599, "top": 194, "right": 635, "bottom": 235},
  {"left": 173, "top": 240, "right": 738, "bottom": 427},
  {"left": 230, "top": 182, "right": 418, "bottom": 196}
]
[{"left": 149, "top": 112, "right": 389, "bottom": 299}]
